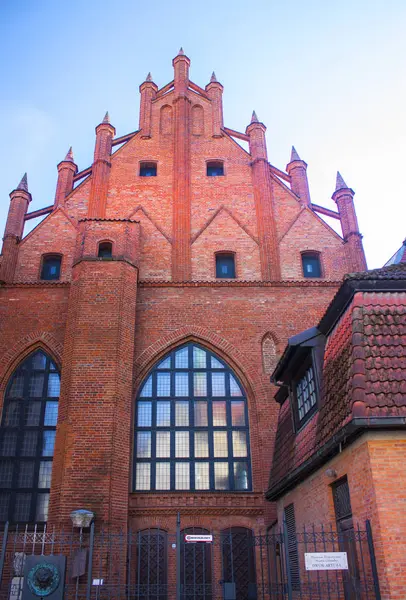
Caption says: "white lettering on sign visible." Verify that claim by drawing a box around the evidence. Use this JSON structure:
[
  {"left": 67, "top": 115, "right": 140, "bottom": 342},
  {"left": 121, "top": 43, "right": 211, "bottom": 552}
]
[
  {"left": 92, "top": 579, "right": 104, "bottom": 586},
  {"left": 184, "top": 534, "right": 213, "bottom": 543},
  {"left": 305, "top": 552, "right": 348, "bottom": 571}
]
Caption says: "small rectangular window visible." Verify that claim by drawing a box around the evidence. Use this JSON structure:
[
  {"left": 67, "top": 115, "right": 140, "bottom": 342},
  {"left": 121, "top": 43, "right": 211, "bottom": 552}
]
[
  {"left": 216, "top": 254, "right": 236, "bottom": 279},
  {"left": 140, "top": 162, "right": 157, "bottom": 177},
  {"left": 302, "top": 253, "right": 321, "bottom": 278},
  {"left": 41, "top": 256, "right": 61, "bottom": 281},
  {"left": 207, "top": 161, "right": 224, "bottom": 176}
]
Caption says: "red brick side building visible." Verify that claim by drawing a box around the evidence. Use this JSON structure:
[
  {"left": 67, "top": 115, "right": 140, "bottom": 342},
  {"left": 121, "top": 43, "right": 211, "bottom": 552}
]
[
  {"left": 0, "top": 50, "right": 368, "bottom": 595},
  {"left": 268, "top": 263, "right": 406, "bottom": 599}
]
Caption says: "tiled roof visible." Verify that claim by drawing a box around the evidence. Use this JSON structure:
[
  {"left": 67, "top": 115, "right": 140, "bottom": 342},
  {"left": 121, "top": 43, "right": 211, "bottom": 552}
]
[{"left": 268, "top": 265, "right": 406, "bottom": 499}]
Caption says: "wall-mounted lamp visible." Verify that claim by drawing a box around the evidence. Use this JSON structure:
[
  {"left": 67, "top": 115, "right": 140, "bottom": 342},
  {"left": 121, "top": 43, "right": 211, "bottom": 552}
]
[
  {"left": 325, "top": 468, "right": 337, "bottom": 479},
  {"left": 70, "top": 509, "right": 94, "bottom": 529}
]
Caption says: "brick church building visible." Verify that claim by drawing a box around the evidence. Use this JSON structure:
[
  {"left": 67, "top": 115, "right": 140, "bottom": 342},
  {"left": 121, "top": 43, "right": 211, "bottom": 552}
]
[{"left": 4, "top": 49, "right": 402, "bottom": 598}]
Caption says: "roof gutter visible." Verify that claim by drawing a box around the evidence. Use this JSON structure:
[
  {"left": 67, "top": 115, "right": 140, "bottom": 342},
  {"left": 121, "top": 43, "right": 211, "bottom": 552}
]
[{"left": 265, "top": 416, "right": 406, "bottom": 501}]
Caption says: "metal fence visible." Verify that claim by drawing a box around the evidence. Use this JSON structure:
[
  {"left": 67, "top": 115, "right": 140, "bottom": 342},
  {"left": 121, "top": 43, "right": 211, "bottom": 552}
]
[{"left": 0, "top": 518, "right": 381, "bottom": 600}]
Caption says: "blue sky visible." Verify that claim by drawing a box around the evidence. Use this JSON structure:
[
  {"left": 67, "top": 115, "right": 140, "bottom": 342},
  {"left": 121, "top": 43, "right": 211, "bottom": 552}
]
[{"left": 1, "top": 0, "right": 405, "bottom": 268}]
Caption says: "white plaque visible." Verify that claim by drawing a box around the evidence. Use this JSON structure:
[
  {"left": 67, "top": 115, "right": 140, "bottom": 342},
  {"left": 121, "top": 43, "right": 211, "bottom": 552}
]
[
  {"left": 92, "top": 579, "right": 104, "bottom": 586},
  {"left": 305, "top": 552, "right": 348, "bottom": 570},
  {"left": 184, "top": 534, "right": 213, "bottom": 543}
]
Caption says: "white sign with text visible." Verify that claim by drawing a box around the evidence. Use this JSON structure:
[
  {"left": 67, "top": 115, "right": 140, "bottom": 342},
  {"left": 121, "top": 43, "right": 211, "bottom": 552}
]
[
  {"left": 305, "top": 552, "right": 348, "bottom": 570},
  {"left": 184, "top": 534, "right": 213, "bottom": 543}
]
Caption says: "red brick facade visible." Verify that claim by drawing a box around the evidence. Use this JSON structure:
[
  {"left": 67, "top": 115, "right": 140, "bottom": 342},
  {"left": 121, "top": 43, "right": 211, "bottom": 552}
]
[{"left": 0, "top": 50, "right": 366, "bottom": 540}]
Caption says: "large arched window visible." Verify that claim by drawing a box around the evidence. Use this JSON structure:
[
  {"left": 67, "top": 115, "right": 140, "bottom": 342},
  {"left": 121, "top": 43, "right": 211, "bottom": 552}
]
[
  {"left": 0, "top": 350, "right": 59, "bottom": 523},
  {"left": 134, "top": 344, "right": 251, "bottom": 492}
]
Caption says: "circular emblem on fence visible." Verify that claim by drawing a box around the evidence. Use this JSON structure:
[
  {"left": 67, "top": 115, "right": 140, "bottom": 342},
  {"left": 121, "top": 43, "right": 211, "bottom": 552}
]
[{"left": 27, "top": 562, "right": 60, "bottom": 597}]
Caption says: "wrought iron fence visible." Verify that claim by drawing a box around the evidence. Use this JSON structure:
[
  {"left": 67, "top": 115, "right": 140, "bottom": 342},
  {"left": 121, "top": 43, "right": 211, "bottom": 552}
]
[{"left": 0, "top": 519, "right": 381, "bottom": 600}]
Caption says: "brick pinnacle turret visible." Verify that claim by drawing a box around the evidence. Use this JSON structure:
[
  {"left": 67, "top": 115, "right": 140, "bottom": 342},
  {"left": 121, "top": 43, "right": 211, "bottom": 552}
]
[
  {"left": 65, "top": 147, "right": 74, "bottom": 162},
  {"left": 251, "top": 111, "right": 259, "bottom": 123},
  {"left": 102, "top": 111, "right": 110, "bottom": 124},
  {"left": 17, "top": 173, "right": 28, "bottom": 192},
  {"left": 335, "top": 171, "right": 348, "bottom": 191},
  {"left": 146, "top": 72, "right": 153, "bottom": 82},
  {"left": 290, "top": 146, "right": 301, "bottom": 162},
  {"left": 210, "top": 72, "right": 217, "bottom": 83}
]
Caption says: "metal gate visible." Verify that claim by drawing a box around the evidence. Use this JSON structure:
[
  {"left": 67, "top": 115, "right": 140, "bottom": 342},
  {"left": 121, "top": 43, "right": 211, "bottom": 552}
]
[{"left": 0, "top": 518, "right": 381, "bottom": 600}]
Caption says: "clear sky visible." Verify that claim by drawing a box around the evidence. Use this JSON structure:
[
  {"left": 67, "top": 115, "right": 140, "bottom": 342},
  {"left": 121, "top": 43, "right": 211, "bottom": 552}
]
[{"left": 0, "top": 0, "right": 405, "bottom": 268}]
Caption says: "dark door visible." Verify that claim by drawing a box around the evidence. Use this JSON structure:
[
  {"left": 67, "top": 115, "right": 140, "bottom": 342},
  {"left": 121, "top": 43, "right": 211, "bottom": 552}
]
[
  {"left": 221, "top": 528, "right": 257, "bottom": 600},
  {"left": 180, "top": 528, "right": 212, "bottom": 600},
  {"left": 333, "top": 478, "right": 361, "bottom": 600}
]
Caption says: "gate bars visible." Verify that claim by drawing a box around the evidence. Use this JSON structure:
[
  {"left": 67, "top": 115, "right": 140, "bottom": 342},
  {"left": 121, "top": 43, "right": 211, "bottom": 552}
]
[{"left": 0, "top": 519, "right": 381, "bottom": 600}]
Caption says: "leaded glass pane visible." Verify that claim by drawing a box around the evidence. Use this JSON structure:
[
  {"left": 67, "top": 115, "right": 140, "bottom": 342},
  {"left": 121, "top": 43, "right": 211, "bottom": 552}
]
[
  {"left": 137, "top": 402, "right": 152, "bottom": 427},
  {"left": 156, "top": 432, "right": 170, "bottom": 458},
  {"left": 157, "top": 373, "right": 171, "bottom": 396},
  {"left": 176, "top": 401, "right": 189, "bottom": 426},
  {"left": 230, "top": 375, "right": 242, "bottom": 396},
  {"left": 194, "top": 432, "right": 209, "bottom": 457},
  {"left": 213, "top": 431, "right": 228, "bottom": 457},
  {"left": 4, "top": 401, "right": 20, "bottom": 427},
  {"left": 14, "top": 493, "right": 31, "bottom": 522},
  {"left": 193, "top": 347, "right": 206, "bottom": 368},
  {"left": 175, "top": 348, "right": 189, "bottom": 369},
  {"left": 175, "top": 373, "right": 189, "bottom": 396},
  {"left": 194, "top": 373, "right": 207, "bottom": 396},
  {"left": 0, "top": 494, "right": 9, "bottom": 521},
  {"left": 28, "top": 374, "right": 44, "bottom": 397},
  {"left": 212, "top": 402, "right": 226, "bottom": 426},
  {"left": 140, "top": 376, "right": 153, "bottom": 398},
  {"left": 24, "top": 402, "right": 41, "bottom": 426},
  {"left": 9, "top": 374, "right": 24, "bottom": 398},
  {"left": 44, "top": 402, "right": 58, "bottom": 426},
  {"left": 1, "top": 432, "right": 17, "bottom": 456},
  {"left": 0, "top": 461, "right": 13, "bottom": 487},
  {"left": 18, "top": 461, "right": 35, "bottom": 487},
  {"left": 157, "top": 357, "right": 171, "bottom": 369},
  {"left": 232, "top": 431, "right": 247, "bottom": 457},
  {"left": 31, "top": 352, "right": 47, "bottom": 370},
  {"left": 212, "top": 373, "right": 225, "bottom": 396},
  {"left": 234, "top": 462, "right": 249, "bottom": 490},
  {"left": 211, "top": 357, "right": 224, "bottom": 369},
  {"left": 194, "top": 401, "right": 208, "bottom": 426},
  {"left": 137, "top": 432, "right": 151, "bottom": 458},
  {"left": 195, "top": 462, "right": 209, "bottom": 490},
  {"left": 214, "top": 463, "right": 229, "bottom": 490},
  {"left": 231, "top": 401, "right": 245, "bottom": 426},
  {"left": 38, "top": 461, "right": 52, "bottom": 488},
  {"left": 175, "top": 463, "right": 189, "bottom": 489},
  {"left": 42, "top": 431, "right": 56, "bottom": 457},
  {"left": 156, "top": 463, "right": 170, "bottom": 490},
  {"left": 36, "top": 493, "right": 49, "bottom": 521},
  {"left": 21, "top": 431, "right": 38, "bottom": 456},
  {"left": 175, "top": 432, "right": 189, "bottom": 458},
  {"left": 136, "top": 463, "right": 150, "bottom": 490},
  {"left": 47, "top": 373, "right": 60, "bottom": 397},
  {"left": 157, "top": 402, "right": 171, "bottom": 426}
]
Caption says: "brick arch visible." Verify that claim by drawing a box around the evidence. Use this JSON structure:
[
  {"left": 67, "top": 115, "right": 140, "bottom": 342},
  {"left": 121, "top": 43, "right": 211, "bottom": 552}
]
[
  {"left": 134, "top": 326, "right": 270, "bottom": 419},
  {"left": 0, "top": 331, "right": 63, "bottom": 400}
]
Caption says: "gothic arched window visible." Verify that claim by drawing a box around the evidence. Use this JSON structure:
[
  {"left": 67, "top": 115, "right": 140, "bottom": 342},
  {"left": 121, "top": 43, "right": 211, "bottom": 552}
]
[
  {"left": 134, "top": 344, "right": 251, "bottom": 492},
  {"left": 0, "top": 350, "right": 59, "bottom": 523}
]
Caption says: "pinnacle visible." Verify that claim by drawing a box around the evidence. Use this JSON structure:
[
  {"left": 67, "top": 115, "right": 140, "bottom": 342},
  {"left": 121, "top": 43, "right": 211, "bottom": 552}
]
[
  {"left": 210, "top": 71, "right": 217, "bottom": 83},
  {"left": 102, "top": 111, "right": 110, "bottom": 124},
  {"left": 178, "top": 47, "right": 185, "bottom": 55},
  {"left": 65, "top": 147, "right": 74, "bottom": 162},
  {"left": 146, "top": 72, "right": 153, "bottom": 82},
  {"left": 17, "top": 173, "right": 28, "bottom": 192},
  {"left": 335, "top": 171, "right": 348, "bottom": 191},
  {"left": 251, "top": 110, "right": 259, "bottom": 123},
  {"left": 290, "top": 146, "right": 301, "bottom": 162}
]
